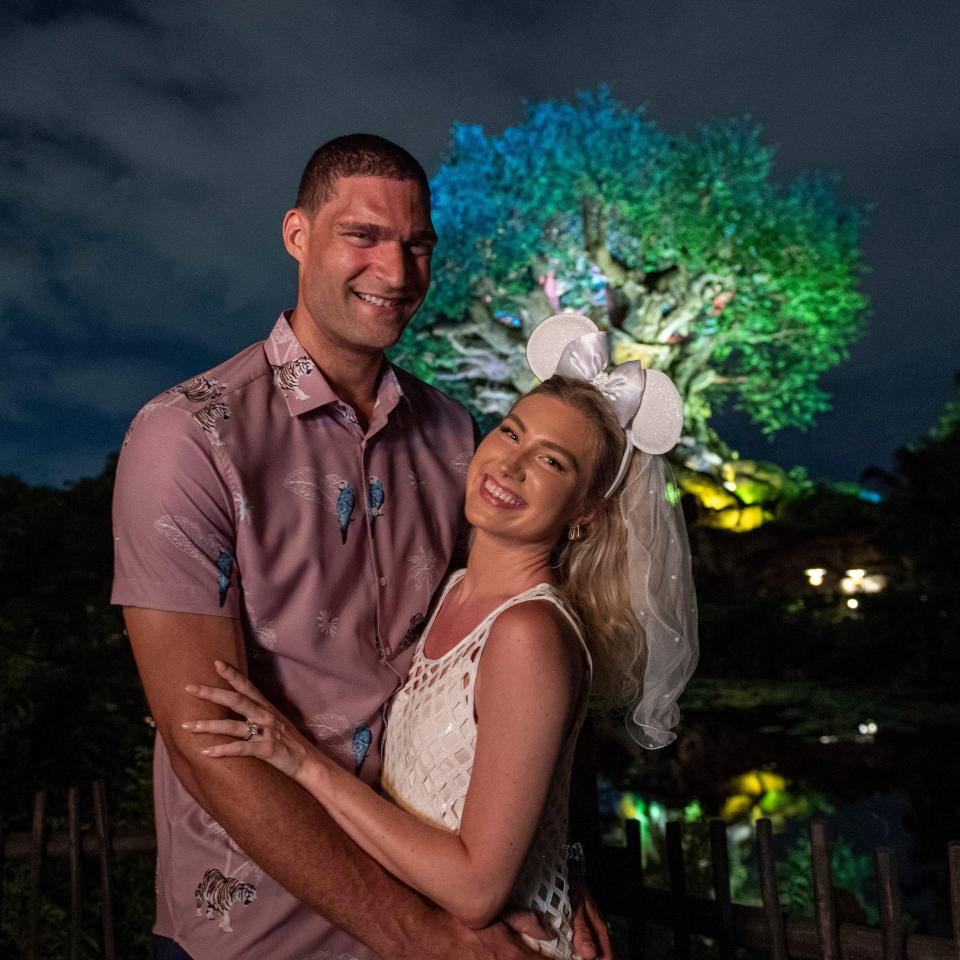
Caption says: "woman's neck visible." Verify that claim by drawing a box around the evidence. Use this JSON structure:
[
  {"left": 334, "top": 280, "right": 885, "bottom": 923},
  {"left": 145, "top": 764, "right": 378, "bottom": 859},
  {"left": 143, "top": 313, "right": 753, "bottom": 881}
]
[{"left": 459, "top": 530, "right": 555, "bottom": 603}]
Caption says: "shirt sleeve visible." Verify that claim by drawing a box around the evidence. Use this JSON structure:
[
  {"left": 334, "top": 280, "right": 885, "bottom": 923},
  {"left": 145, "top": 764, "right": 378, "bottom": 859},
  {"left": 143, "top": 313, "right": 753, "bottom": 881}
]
[{"left": 111, "top": 402, "right": 240, "bottom": 618}]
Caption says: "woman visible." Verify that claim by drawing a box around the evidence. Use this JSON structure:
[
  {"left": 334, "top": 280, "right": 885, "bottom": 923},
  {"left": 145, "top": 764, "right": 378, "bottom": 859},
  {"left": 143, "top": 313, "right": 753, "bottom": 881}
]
[{"left": 184, "top": 315, "right": 698, "bottom": 959}]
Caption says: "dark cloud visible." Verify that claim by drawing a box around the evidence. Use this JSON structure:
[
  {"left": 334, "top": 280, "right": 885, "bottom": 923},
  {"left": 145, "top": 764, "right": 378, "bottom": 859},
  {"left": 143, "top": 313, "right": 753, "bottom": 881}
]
[{"left": 1, "top": 0, "right": 957, "bottom": 484}]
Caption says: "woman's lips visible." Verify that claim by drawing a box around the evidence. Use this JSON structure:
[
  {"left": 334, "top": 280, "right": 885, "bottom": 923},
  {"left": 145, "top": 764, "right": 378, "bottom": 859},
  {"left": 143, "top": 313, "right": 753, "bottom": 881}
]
[{"left": 478, "top": 473, "right": 527, "bottom": 510}]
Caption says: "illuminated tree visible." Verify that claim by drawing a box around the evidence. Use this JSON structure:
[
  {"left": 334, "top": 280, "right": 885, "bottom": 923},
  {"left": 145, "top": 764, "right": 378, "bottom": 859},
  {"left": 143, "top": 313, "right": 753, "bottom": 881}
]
[{"left": 396, "top": 88, "right": 868, "bottom": 456}]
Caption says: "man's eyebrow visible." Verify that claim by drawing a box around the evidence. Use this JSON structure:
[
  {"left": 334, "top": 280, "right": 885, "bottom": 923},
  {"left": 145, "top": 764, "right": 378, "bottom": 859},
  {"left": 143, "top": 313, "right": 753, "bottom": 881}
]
[
  {"left": 335, "top": 221, "right": 437, "bottom": 243},
  {"left": 335, "top": 221, "right": 384, "bottom": 235},
  {"left": 504, "top": 413, "right": 580, "bottom": 470}
]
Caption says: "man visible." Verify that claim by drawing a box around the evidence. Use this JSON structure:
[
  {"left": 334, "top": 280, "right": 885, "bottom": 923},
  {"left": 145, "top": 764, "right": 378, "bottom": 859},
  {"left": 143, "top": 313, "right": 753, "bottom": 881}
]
[{"left": 113, "top": 135, "right": 609, "bottom": 960}]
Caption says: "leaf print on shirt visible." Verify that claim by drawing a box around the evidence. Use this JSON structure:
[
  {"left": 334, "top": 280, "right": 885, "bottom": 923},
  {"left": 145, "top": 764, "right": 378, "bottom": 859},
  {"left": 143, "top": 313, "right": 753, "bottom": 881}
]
[
  {"left": 193, "top": 400, "right": 231, "bottom": 447},
  {"left": 451, "top": 451, "right": 473, "bottom": 478},
  {"left": 406, "top": 546, "right": 437, "bottom": 593},
  {"left": 306, "top": 713, "right": 355, "bottom": 767},
  {"left": 123, "top": 401, "right": 165, "bottom": 446},
  {"left": 252, "top": 618, "right": 278, "bottom": 651},
  {"left": 153, "top": 516, "right": 226, "bottom": 564},
  {"left": 284, "top": 467, "right": 324, "bottom": 503},
  {"left": 233, "top": 493, "right": 253, "bottom": 525},
  {"left": 271, "top": 356, "right": 315, "bottom": 400},
  {"left": 316, "top": 610, "right": 340, "bottom": 638}
]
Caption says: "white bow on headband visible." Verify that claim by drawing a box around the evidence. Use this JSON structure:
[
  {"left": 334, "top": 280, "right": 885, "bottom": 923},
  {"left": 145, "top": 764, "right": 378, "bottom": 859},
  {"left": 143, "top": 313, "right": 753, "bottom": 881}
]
[{"left": 526, "top": 313, "right": 684, "bottom": 496}]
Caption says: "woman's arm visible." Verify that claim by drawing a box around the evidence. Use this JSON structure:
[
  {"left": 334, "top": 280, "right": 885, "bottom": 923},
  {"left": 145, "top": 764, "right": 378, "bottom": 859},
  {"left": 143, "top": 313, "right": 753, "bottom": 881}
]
[{"left": 186, "top": 600, "right": 581, "bottom": 928}]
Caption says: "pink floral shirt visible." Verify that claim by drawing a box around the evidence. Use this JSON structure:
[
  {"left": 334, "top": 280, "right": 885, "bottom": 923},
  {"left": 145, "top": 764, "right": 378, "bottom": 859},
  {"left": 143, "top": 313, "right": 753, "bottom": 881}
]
[{"left": 112, "top": 313, "right": 475, "bottom": 960}]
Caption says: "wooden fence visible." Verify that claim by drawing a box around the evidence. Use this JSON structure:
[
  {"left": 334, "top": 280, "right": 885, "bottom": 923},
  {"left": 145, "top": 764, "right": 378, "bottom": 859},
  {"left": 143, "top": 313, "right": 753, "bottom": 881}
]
[{"left": 3, "top": 781, "right": 960, "bottom": 960}]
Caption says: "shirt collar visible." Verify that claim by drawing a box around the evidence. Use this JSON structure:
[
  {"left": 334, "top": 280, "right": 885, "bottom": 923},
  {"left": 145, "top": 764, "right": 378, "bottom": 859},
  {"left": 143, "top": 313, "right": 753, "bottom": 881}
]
[{"left": 263, "top": 312, "right": 406, "bottom": 419}]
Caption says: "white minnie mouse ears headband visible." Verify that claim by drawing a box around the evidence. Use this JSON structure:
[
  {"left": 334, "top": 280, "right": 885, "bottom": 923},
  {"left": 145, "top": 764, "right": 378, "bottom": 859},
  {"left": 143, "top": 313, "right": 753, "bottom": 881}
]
[{"left": 526, "top": 313, "right": 684, "bottom": 497}]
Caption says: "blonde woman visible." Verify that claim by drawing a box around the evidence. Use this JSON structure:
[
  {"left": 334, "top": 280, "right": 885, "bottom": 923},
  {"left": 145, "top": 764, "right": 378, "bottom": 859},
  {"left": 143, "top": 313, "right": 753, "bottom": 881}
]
[{"left": 186, "top": 315, "right": 698, "bottom": 959}]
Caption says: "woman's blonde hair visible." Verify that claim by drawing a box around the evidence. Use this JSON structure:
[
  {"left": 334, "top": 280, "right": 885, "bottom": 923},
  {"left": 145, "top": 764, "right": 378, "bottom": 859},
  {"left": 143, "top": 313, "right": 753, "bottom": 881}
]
[{"left": 526, "top": 376, "right": 646, "bottom": 711}]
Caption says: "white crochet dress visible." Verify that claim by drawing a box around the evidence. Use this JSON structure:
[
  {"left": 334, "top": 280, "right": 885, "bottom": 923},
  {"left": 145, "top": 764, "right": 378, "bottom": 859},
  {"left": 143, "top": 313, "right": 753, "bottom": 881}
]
[{"left": 381, "top": 571, "right": 591, "bottom": 960}]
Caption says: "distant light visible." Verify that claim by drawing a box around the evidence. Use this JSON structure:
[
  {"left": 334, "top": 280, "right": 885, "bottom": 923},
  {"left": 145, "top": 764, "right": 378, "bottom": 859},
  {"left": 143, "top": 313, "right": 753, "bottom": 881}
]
[
  {"left": 841, "top": 571, "right": 887, "bottom": 594},
  {"left": 819, "top": 735, "right": 838, "bottom": 744},
  {"left": 858, "top": 721, "right": 878, "bottom": 736},
  {"left": 805, "top": 567, "right": 827, "bottom": 587},
  {"left": 847, "top": 598, "right": 859, "bottom": 609}
]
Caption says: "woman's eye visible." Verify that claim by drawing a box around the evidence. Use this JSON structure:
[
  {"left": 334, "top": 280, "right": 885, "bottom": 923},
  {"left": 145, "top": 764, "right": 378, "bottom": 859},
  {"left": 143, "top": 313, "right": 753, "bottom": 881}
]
[
  {"left": 543, "top": 456, "right": 564, "bottom": 471},
  {"left": 499, "top": 426, "right": 518, "bottom": 441}
]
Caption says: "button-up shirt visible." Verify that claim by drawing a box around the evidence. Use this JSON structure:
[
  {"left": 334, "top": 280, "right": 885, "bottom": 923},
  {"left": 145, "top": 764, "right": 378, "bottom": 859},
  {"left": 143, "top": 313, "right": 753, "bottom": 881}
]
[{"left": 112, "top": 313, "right": 475, "bottom": 960}]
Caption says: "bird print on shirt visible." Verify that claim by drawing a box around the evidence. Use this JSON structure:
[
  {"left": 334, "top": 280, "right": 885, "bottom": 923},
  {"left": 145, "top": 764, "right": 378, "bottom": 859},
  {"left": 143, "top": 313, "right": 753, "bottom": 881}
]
[
  {"left": 216, "top": 551, "right": 234, "bottom": 608},
  {"left": 335, "top": 480, "right": 355, "bottom": 545},
  {"left": 352, "top": 725, "right": 372, "bottom": 777},
  {"left": 367, "top": 476, "right": 385, "bottom": 533},
  {"left": 283, "top": 469, "right": 357, "bottom": 545}
]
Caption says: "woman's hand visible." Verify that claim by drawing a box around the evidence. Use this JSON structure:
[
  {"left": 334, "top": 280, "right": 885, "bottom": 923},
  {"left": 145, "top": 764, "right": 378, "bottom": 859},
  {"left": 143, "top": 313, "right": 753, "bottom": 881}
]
[{"left": 183, "top": 659, "right": 317, "bottom": 782}]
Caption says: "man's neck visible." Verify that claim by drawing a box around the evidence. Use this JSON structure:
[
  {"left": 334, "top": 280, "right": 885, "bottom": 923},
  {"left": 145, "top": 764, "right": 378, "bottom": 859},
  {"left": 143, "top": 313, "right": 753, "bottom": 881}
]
[{"left": 289, "top": 308, "right": 384, "bottom": 426}]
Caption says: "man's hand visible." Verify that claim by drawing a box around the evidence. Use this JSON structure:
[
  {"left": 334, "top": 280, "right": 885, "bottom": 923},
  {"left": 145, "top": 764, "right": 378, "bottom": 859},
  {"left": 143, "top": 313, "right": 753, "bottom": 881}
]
[{"left": 570, "top": 891, "right": 613, "bottom": 960}]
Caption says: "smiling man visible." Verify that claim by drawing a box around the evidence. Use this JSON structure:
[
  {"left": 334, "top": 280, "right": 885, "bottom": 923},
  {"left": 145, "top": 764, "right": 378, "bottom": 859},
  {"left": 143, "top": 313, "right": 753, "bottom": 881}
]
[{"left": 112, "top": 136, "right": 608, "bottom": 960}]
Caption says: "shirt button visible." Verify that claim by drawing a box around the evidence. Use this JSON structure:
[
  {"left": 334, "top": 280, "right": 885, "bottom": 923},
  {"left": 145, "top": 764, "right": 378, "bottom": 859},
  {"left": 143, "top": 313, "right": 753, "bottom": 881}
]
[{"left": 379, "top": 577, "right": 388, "bottom": 587}]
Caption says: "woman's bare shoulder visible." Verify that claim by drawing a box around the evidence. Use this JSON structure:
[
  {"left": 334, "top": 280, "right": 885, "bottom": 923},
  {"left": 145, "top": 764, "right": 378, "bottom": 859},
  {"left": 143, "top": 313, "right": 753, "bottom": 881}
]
[{"left": 482, "top": 596, "right": 583, "bottom": 682}]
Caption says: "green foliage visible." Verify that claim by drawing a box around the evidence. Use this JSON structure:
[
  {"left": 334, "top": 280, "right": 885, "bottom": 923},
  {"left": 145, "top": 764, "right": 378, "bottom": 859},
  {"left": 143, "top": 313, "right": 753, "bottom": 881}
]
[
  {"left": 0, "top": 462, "right": 155, "bottom": 956},
  {"left": 781, "top": 833, "right": 877, "bottom": 923},
  {"left": 398, "top": 87, "right": 869, "bottom": 448},
  {"left": 0, "top": 462, "right": 151, "bottom": 814}
]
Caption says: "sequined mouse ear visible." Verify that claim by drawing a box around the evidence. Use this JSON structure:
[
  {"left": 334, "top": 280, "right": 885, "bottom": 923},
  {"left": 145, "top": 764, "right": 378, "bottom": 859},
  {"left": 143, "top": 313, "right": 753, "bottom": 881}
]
[
  {"left": 526, "top": 313, "right": 600, "bottom": 382},
  {"left": 630, "top": 368, "right": 684, "bottom": 455}
]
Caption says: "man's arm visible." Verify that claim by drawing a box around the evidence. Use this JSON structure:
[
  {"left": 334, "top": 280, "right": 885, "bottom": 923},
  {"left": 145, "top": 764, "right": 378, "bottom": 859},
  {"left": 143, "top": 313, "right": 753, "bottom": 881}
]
[{"left": 125, "top": 606, "right": 536, "bottom": 960}]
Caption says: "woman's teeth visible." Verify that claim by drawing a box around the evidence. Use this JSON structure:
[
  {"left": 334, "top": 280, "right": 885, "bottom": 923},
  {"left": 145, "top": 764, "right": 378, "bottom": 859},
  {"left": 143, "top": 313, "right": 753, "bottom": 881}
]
[{"left": 483, "top": 476, "right": 523, "bottom": 507}]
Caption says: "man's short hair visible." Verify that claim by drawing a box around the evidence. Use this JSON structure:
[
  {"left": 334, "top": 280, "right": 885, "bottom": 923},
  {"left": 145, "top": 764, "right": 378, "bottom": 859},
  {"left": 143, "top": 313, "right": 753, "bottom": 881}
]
[{"left": 295, "top": 134, "right": 430, "bottom": 216}]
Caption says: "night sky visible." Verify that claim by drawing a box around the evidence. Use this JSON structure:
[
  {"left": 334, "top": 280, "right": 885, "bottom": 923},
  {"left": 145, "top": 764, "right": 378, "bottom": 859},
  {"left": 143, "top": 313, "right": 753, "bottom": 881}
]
[{"left": 2, "top": 0, "right": 958, "bottom": 486}]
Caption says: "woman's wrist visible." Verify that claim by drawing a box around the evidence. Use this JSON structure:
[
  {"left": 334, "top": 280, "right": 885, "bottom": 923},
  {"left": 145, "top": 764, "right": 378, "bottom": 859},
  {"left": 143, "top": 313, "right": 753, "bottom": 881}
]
[{"left": 296, "top": 747, "right": 333, "bottom": 798}]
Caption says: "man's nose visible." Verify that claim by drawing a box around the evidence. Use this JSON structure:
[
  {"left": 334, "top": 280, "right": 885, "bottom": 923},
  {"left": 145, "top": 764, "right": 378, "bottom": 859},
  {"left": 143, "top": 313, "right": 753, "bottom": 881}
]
[{"left": 375, "top": 242, "right": 408, "bottom": 290}]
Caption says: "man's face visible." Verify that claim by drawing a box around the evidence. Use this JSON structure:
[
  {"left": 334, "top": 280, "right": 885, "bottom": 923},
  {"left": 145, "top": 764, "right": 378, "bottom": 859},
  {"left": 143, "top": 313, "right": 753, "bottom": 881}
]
[{"left": 285, "top": 175, "right": 436, "bottom": 356}]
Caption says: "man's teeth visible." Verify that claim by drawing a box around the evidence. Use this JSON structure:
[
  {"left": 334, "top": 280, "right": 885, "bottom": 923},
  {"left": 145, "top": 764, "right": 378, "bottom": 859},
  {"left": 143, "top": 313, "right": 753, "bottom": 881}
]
[
  {"left": 484, "top": 477, "right": 523, "bottom": 506},
  {"left": 355, "top": 292, "right": 402, "bottom": 307}
]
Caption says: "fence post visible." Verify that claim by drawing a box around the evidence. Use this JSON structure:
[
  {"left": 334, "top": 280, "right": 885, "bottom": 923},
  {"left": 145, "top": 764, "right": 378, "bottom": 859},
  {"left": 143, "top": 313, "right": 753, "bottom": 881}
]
[
  {"left": 666, "top": 820, "right": 690, "bottom": 960},
  {"left": 625, "top": 817, "right": 645, "bottom": 960},
  {"left": 27, "top": 790, "right": 47, "bottom": 960},
  {"left": 710, "top": 819, "right": 735, "bottom": 960},
  {"left": 811, "top": 819, "right": 841, "bottom": 960},
  {"left": 948, "top": 841, "right": 960, "bottom": 960},
  {"left": 68, "top": 786, "right": 82, "bottom": 960},
  {"left": 92, "top": 780, "right": 116, "bottom": 960},
  {"left": 756, "top": 818, "right": 788, "bottom": 960}
]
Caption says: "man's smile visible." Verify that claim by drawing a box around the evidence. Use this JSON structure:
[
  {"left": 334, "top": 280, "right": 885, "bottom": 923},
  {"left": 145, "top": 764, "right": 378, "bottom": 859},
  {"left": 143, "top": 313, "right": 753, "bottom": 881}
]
[{"left": 353, "top": 290, "right": 406, "bottom": 309}]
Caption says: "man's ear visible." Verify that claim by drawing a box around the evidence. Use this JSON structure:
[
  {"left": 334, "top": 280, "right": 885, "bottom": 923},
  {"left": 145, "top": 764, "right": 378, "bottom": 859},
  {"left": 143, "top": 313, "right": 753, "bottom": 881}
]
[{"left": 282, "top": 208, "right": 308, "bottom": 264}]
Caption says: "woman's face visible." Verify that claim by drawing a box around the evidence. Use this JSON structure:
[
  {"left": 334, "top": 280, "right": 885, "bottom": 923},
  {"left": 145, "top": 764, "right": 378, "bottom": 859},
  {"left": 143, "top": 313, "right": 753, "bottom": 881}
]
[{"left": 465, "top": 393, "right": 599, "bottom": 547}]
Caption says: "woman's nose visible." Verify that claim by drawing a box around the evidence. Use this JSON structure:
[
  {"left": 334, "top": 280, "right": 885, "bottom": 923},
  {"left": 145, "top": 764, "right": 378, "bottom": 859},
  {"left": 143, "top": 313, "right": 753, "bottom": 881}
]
[{"left": 499, "top": 451, "right": 526, "bottom": 480}]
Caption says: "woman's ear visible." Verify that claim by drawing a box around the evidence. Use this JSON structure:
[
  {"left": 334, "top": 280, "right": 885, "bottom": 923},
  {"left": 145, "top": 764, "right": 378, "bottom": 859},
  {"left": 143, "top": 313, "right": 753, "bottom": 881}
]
[{"left": 573, "top": 504, "right": 600, "bottom": 528}]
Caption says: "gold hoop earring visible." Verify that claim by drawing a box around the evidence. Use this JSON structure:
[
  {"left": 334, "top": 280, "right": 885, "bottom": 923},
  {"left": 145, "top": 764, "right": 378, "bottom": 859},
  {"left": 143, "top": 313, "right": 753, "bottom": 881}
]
[{"left": 567, "top": 523, "right": 582, "bottom": 542}]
